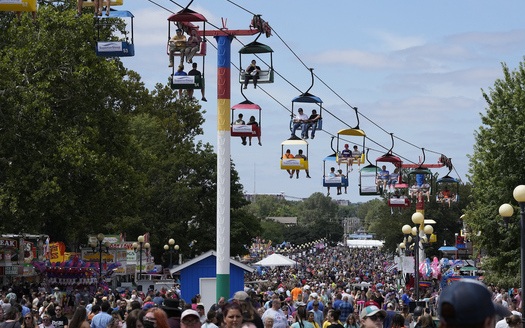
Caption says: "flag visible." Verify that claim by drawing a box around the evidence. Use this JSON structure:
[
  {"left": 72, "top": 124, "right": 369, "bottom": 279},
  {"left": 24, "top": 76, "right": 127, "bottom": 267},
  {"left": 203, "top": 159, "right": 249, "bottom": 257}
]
[{"left": 419, "top": 281, "right": 432, "bottom": 288}]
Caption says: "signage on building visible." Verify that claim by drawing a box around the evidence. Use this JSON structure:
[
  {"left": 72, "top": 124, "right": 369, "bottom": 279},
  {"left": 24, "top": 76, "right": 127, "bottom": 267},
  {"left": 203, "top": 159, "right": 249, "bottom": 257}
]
[{"left": 0, "top": 239, "right": 17, "bottom": 248}]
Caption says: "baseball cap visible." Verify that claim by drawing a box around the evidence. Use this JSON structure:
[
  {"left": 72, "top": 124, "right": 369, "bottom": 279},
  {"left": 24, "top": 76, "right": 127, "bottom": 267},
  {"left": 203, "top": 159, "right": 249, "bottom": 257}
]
[
  {"left": 181, "top": 309, "right": 200, "bottom": 321},
  {"left": 438, "top": 280, "right": 511, "bottom": 325},
  {"left": 365, "top": 301, "right": 380, "bottom": 308},
  {"left": 360, "top": 305, "right": 387, "bottom": 320},
  {"left": 344, "top": 144, "right": 349, "bottom": 148},
  {"left": 311, "top": 292, "right": 318, "bottom": 298},
  {"left": 233, "top": 291, "right": 249, "bottom": 301}
]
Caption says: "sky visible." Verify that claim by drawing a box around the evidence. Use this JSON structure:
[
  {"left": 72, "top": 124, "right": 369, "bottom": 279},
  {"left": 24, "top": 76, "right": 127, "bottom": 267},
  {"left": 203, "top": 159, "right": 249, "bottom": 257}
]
[{"left": 118, "top": 0, "right": 525, "bottom": 202}]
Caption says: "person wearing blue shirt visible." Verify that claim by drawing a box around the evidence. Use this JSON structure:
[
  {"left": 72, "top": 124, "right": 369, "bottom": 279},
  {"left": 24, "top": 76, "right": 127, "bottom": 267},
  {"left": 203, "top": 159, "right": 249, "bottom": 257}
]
[
  {"left": 401, "top": 290, "right": 411, "bottom": 307},
  {"left": 90, "top": 302, "right": 112, "bottom": 328}
]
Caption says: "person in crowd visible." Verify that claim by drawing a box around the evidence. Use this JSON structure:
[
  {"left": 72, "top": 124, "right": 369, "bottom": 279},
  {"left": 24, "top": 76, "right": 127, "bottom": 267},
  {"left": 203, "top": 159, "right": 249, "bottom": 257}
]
[
  {"left": 291, "top": 108, "right": 309, "bottom": 139},
  {"left": 247, "top": 116, "right": 261, "bottom": 146},
  {"left": 22, "top": 312, "right": 38, "bottom": 328},
  {"left": 343, "top": 315, "right": 357, "bottom": 328},
  {"left": 262, "top": 318, "right": 272, "bottom": 328},
  {"left": 169, "top": 29, "right": 187, "bottom": 67},
  {"left": 223, "top": 305, "right": 242, "bottom": 328},
  {"left": 281, "top": 306, "right": 292, "bottom": 328},
  {"left": 302, "top": 110, "right": 321, "bottom": 140},
  {"left": 390, "top": 314, "right": 404, "bottom": 328},
  {"left": 184, "top": 29, "right": 202, "bottom": 64},
  {"left": 201, "top": 312, "right": 217, "bottom": 328},
  {"left": 359, "top": 305, "right": 386, "bottom": 328},
  {"left": 106, "top": 317, "right": 121, "bottom": 328},
  {"left": 261, "top": 295, "right": 287, "bottom": 328},
  {"left": 291, "top": 307, "right": 313, "bottom": 328},
  {"left": 67, "top": 307, "right": 89, "bottom": 328},
  {"left": 417, "top": 314, "right": 433, "bottom": 328},
  {"left": 309, "top": 302, "right": 323, "bottom": 328},
  {"left": 91, "top": 302, "right": 112, "bottom": 328},
  {"left": 51, "top": 306, "right": 68, "bottom": 328},
  {"left": 243, "top": 60, "right": 261, "bottom": 89},
  {"left": 337, "top": 297, "right": 352, "bottom": 324},
  {"left": 187, "top": 63, "right": 207, "bottom": 102},
  {"left": 501, "top": 315, "right": 522, "bottom": 328},
  {"left": 438, "top": 280, "right": 510, "bottom": 328},
  {"left": 232, "top": 291, "right": 262, "bottom": 328},
  {"left": 125, "top": 310, "right": 144, "bottom": 328},
  {"left": 326, "top": 310, "right": 343, "bottom": 328},
  {"left": 195, "top": 306, "right": 206, "bottom": 325},
  {"left": 291, "top": 284, "right": 303, "bottom": 302},
  {"left": 307, "top": 311, "right": 318, "bottom": 328},
  {"left": 40, "top": 314, "right": 54, "bottom": 328},
  {"left": 209, "top": 298, "right": 225, "bottom": 315},
  {"left": 294, "top": 149, "right": 311, "bottom": 179},
  {"left": 145, "top": 308, "right": 169, "bottom": 328}
]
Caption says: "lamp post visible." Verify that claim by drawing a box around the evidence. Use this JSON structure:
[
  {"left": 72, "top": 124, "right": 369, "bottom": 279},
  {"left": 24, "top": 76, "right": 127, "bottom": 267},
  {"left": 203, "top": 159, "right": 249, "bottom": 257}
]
[
  {"left": 90, "top": 233, "right": 110, "bottom": 286},
  {"left": 132, "top": 235, "right": 150, "bottom": 281},
  {"left": 163, "top": 239, "right": 179, "bottom": 269},
  {"left": 402, "top": 213, "right": 425, "bottom": 301},
  {"left": 499, "top": 185, "right": 525, "bottom": 318}
]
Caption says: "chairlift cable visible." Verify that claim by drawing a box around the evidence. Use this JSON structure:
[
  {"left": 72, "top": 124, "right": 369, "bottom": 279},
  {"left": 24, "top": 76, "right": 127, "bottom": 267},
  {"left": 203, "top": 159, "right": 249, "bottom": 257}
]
[{"left": 155, "top": 0, "right": 456, "bottom": 172}]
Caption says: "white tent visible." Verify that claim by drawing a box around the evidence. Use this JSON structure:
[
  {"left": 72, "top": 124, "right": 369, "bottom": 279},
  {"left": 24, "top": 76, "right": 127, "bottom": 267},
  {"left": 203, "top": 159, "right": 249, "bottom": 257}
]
[{"left": 254, "top": 253, "right": 297, "bottom": 267}]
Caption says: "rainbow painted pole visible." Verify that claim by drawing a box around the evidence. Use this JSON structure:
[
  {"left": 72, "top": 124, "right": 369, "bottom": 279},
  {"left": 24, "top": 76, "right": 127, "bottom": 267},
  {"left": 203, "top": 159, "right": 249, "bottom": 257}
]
[{"left": 215, "top": 34, "right": 232, "bottom": 300}]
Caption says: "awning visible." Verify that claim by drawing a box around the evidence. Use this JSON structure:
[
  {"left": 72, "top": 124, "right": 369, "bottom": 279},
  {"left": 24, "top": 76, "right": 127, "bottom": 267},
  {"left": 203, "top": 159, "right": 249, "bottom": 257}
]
[{"left": 439, "top": 246, "right": 458, "bottom": 251}]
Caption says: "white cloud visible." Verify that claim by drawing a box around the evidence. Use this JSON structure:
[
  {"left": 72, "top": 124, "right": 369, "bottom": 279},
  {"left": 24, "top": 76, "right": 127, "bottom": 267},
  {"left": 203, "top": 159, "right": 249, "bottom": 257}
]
[{"left": 369, "top": 29, "right": 426, "bottom": 51}]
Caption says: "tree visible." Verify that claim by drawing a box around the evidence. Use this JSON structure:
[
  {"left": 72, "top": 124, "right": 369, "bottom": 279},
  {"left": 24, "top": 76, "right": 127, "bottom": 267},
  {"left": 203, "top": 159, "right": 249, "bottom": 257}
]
[
  {"left": 0, "top": 4, "right": 257, "bottom": 261},
  {"left": 0, "top": 4, "right": 146, "bottom": 246},
  {"left": 297, "top": 192, "right": 338, "bottom": 225},
  {"left": 464, "top": 61, "right": 525, "bottom": 287}
]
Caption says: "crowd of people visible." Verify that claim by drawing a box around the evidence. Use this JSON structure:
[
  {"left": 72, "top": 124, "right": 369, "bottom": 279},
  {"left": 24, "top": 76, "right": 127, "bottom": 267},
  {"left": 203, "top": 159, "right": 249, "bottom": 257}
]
[{"left": 0, "top": 247, "right": 522, "bottom": 328}]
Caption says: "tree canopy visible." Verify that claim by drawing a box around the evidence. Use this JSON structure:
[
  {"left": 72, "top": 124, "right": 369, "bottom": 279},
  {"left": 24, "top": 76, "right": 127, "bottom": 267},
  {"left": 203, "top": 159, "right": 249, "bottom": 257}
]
[
  {"left": 0, "top": 2, "right": 256, "bottom": 262},
  {"left": 464, "top": 61, "right": 525, "bottom": 287}
]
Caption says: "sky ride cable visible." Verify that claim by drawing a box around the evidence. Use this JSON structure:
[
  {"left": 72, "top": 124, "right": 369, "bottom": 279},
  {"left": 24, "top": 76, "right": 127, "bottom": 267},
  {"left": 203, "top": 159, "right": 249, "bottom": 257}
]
[
  {"left": 221, "top": 0, "right": 455, "bottom": 162},
  {"left": 154, "top": 0, "right": 453, "bottom": 169}
]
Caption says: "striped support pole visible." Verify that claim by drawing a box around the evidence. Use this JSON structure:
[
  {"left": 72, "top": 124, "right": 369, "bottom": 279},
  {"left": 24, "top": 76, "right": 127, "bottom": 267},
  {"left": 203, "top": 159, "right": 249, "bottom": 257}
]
[{"left": 215, "top": 34, "right": 232, "bottom": 301}]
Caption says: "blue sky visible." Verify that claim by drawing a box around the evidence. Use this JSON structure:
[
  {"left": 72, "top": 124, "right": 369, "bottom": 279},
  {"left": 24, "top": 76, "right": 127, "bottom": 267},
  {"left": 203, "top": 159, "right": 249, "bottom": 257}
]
[{"left": 120, "top": 0, "right": 525, "bottom": 201}]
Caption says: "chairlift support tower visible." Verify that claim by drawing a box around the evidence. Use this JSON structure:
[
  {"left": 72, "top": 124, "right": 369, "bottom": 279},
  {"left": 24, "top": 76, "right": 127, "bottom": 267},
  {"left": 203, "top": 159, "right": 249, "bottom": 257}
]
[{"left": 199, "top": 15, "right": 271, "bottom": 302}]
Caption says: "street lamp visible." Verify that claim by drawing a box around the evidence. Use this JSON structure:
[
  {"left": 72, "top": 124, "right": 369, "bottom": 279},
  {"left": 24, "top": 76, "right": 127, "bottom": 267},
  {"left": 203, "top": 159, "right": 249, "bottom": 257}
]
[
  {"left": 90, "top": 233, "right": 111, "bottom": 286},
  {"left": 499, "top": 185, "right": 525, "bottom": 318},
  {"left": 402, "top": 213, "right": 424, "bottom": 301},
  {"left": 132, "top": 235, "right": 150, "bottom": 281},
  {"left": 163, "top": 238, "right": 179, "bottom": 269}
]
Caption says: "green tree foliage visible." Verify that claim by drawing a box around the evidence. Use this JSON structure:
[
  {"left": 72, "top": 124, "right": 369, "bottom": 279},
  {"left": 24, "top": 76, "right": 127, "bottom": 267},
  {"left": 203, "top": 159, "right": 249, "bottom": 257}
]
[
  {"left": 297, "top": 192, "right": 338, "bottom": 226},
  {"left": 464, "top": 61, "right": 525, "bottom": 287},
  {"left": 0, "top": 5, "right": 145, "bottom": 244},
  {"left": 0, "top": 3, "right": 256, "bottom": 261}
]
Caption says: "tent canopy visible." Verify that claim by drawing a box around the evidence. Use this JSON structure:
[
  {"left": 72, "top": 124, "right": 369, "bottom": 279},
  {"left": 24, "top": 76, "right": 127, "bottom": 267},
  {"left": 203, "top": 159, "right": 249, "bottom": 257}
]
[{"left": 254, "top": 253, "right": 297, "bottom": 267}]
